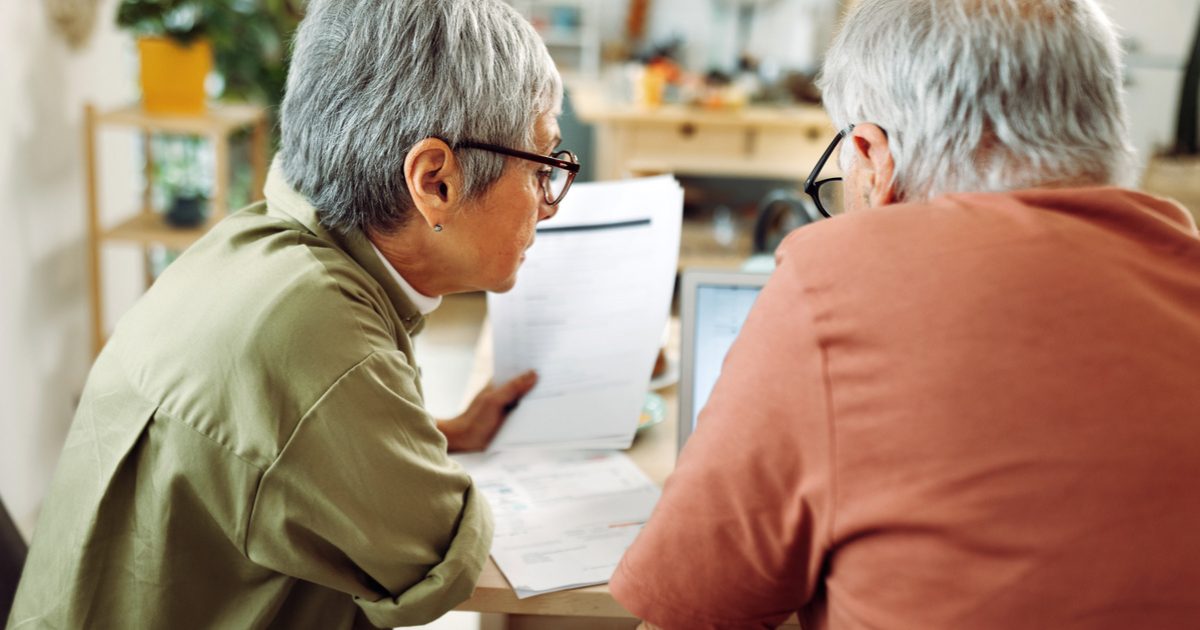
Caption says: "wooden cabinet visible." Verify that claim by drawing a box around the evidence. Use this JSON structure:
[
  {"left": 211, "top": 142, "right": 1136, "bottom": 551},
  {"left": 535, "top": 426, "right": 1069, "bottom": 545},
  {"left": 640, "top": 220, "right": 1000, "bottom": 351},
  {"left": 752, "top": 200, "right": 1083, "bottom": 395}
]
[
  {"left": 83, "top": 103, "right": 269, "bottom": 356},
  {"left": 567, "top": 78, "right": 836, "bottom": 268},
  {"left": 568, "top": 79, "right": 835, "bottom": 181}
]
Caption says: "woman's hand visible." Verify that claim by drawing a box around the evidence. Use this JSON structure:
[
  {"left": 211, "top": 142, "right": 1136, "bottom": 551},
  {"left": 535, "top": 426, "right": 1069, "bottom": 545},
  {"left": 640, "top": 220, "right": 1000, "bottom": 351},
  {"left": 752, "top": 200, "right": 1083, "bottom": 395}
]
[{"left": 437, "top": 371, "right": 538, "bottom": 452}]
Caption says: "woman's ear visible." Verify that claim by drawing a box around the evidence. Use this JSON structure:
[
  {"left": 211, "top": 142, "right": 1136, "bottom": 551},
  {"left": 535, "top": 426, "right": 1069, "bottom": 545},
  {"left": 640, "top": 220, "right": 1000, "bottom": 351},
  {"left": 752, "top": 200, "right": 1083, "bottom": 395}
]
[
  {"left": 850, "top": 123, "right": 898, "bottom": 207},
  {"left": 404, "top": 138, "right": 461, "bottom": 229}
]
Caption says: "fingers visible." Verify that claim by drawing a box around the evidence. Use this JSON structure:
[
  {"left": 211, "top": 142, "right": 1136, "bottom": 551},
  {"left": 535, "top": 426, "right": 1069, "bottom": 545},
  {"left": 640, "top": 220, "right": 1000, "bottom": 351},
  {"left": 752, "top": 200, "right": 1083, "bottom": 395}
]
[
  {"left": 450, "top": 372, "right": 536, "bottom": 452},
  {"left": 495, "top": 370, "right": 538, "bottom": 406}
]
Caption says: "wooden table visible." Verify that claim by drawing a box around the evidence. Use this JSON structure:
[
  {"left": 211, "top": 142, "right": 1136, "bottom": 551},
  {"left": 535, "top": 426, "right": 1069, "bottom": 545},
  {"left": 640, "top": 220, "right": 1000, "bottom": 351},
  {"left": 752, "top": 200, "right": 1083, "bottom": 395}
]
[{"left": 459, "top": 407, "right": 678, "bottom": 630}]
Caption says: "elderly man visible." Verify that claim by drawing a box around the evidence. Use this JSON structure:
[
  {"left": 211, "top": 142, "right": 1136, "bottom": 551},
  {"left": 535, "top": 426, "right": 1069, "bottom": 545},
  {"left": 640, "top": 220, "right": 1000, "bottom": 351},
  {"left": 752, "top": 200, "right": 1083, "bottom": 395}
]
[
  {"left": 10, "top": 0, "right": 576, "bottom": 628},
  {"left": 612, "top": 1, "right": 1200, "bottom": 628}
]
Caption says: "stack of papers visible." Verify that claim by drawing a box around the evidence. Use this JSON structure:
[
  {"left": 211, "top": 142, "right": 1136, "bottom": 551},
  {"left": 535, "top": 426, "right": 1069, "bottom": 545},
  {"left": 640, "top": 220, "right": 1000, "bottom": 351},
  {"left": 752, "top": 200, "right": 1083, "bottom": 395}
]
[
  {"left": 455, "top": 450, "right": 660, "bottom": 598},
  {"left": 488, "top": 176, "right": 683, "bottom": 450}
]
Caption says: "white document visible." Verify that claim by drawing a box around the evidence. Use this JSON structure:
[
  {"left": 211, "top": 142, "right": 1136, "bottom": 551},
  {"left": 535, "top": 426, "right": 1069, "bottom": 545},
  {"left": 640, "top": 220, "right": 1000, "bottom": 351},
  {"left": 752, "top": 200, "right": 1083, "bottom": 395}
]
[
  {"left": 455, "top": 450, "right": 661, "bottom": 598},
  {"left": 488, "top": 176, "right": 683, "bottom": 451}
]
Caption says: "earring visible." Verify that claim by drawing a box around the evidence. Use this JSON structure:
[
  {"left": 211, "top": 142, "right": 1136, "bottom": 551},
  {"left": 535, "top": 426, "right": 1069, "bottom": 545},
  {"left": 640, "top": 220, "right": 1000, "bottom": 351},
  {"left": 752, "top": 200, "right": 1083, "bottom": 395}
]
[{"left": 433, "top": 224, "right": 443, "bottom": 232}]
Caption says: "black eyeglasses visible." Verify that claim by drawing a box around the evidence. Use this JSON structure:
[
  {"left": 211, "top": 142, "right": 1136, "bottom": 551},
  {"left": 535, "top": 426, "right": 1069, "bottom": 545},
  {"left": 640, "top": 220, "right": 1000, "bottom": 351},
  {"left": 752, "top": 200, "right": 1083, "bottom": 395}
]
[
  {"left": 803, "top": 124, "right": 854, "bottom": 218},
  {"left": 457, "top": 141, "right": 580, "bottom": 206}
]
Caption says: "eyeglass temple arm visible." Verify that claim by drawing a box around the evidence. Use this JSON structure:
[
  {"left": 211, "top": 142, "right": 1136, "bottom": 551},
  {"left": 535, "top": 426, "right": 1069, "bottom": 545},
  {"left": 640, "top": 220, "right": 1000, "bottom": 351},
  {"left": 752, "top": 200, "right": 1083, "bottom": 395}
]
[{"left": 803, "top": 125, "right": 854, "bottom": 195}]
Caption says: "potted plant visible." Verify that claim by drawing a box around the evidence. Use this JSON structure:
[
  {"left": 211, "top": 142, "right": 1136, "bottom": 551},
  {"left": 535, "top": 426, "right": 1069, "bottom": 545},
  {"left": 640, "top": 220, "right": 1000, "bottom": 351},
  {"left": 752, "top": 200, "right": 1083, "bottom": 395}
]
[
  {"left": 117, "top": 0, "right": 213, "bottom": 114},
  {"left": 116, "top": 0, "right": 305, "bottom": 115},
  {"left": 194, "top": 0, "right": 305, "bottom": 109},
  {"left": 152, "top": 135, "right": 211, "bottom": 228},
  {"left": 116, "top": 0, "right": 303, "bottom": 222}
]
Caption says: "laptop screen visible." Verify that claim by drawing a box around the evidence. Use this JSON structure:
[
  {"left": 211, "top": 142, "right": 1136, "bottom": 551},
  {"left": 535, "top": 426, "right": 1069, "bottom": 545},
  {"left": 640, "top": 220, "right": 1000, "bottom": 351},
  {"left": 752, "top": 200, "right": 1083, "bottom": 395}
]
[{"left": 677, "top": 270, "right": 768, "bottom": 452}]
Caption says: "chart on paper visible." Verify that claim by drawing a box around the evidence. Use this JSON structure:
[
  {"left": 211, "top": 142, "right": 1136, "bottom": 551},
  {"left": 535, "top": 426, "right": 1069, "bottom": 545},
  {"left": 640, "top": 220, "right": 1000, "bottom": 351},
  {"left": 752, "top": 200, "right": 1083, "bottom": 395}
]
[{"left": 455, "top": 450, "right": 661, "bottom": 598}]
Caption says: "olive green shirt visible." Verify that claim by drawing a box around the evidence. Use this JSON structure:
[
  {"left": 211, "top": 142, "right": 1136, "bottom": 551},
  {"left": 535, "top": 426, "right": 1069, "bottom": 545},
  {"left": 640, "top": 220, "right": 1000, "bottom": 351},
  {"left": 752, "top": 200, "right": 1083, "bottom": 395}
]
[{"left": 8, "top": 166, "right": 493, "bottom": 629}]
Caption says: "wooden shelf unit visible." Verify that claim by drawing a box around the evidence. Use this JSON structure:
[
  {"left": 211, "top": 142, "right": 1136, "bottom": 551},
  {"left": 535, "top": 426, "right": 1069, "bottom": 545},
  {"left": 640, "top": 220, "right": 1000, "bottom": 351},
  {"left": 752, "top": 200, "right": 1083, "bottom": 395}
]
[
  {"left": 509, "top": 0, "right": 601, "bottom": 76},
  {"left": 101, "top": 212, "right": 217, "bottom": 251},
  {"left": 84, "top": 102, "right": 269, "bottom": 356}
]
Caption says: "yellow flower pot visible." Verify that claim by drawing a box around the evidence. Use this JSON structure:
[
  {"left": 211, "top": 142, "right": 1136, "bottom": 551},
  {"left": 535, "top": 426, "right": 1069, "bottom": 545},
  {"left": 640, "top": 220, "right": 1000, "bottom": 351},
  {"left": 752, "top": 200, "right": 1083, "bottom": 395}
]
[{"left": 137, "top": 36, "right": 212, "bottom": 114}]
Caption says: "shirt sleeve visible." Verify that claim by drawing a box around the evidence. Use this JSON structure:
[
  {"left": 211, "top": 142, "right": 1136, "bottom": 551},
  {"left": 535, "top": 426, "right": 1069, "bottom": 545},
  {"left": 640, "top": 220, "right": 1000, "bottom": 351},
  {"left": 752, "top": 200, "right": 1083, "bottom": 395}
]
[
  {"left": 244, "top": 350, "right": 493, "bottom": 628},
  {"left": 610, "top": 242, "right": 835, "bottom": 629}
]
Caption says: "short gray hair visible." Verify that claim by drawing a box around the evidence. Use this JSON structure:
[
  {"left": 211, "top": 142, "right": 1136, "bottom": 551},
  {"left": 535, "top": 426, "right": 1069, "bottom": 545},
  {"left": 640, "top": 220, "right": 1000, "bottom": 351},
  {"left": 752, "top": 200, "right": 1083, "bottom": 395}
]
[
  {"left": 818, "top": 0, "right": 1135, "bottom": 202},
  {"left": 280, "top": 0, "right": 563, "bottom": 235}
]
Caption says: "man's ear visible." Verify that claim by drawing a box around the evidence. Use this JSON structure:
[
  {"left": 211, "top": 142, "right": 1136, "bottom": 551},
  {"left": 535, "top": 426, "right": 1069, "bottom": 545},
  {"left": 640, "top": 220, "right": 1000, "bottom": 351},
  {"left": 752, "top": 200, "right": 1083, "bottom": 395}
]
[
  {"left": 850, "top": 123, "right": 898, "bottom": 207},
  {"left": 403, "top": 138, "right": 461, "bottom": 229}
]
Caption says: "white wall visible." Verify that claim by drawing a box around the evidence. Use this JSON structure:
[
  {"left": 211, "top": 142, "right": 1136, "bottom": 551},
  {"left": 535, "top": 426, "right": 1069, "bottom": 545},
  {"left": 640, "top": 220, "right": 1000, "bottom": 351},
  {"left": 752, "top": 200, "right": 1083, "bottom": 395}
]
[
  {"left": 0, "top": 0, "right": 140, "bottom": 537},
  {"left": 642, "top": 0, "right": 840, "bottom": 74}
]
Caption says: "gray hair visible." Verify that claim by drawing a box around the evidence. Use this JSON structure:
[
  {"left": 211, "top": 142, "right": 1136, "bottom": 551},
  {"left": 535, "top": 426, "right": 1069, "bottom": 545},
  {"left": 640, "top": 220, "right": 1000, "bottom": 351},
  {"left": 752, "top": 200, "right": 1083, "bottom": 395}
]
[
  {"left": 280, "top": 0, "right": 563, "bottom": 235},
  {"left": 818, "top": 0, "right": 1136, "bottom": 202}
]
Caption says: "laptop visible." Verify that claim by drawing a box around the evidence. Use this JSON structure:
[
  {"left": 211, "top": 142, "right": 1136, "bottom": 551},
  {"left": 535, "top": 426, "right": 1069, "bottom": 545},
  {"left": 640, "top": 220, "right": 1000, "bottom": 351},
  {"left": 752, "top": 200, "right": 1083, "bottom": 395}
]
[{"left": 677, "top": 269, "right": 770, "bottom": 453}]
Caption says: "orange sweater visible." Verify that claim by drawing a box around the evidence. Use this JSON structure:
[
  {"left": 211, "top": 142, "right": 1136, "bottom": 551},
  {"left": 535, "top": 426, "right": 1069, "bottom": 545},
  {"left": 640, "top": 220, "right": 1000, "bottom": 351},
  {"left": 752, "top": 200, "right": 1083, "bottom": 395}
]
[{"left": 612, "top": 188, "right": 1200, "bottom": 629}]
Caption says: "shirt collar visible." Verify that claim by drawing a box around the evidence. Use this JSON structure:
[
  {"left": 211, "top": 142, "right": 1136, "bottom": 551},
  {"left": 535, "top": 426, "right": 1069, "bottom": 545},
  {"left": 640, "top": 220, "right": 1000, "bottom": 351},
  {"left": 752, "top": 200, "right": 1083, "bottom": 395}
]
[
  {"left": 369, "top": 241, "right": 442, "bottom": 315},
  {"left": 263, "top": 158, "right": 429, "bottom": 334},
  {"left": 263, "top": 158, "right": 328, "bottom": 238}
]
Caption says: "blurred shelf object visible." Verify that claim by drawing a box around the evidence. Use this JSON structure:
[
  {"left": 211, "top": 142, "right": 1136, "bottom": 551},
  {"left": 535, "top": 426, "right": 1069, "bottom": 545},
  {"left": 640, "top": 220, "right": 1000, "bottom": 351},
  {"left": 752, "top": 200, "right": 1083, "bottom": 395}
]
[
  {"left": 678, "top": 218, "right": 755, "bottom": 271},
  {"left": 84, "top": 102, "right": 269, "bottom": 356},
  {"left": 509, "top": 0, "right": 601, "bottom": 76}
]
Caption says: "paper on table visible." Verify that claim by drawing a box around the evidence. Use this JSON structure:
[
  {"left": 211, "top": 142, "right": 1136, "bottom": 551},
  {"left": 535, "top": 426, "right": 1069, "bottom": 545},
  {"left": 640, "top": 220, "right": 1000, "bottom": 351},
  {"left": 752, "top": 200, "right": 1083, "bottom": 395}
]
[
  {"left": 488, "top": 176, "right": 683, "bottom": 451},
  {"left": 455, "top": 450, "right": 660, "bottom": 598}
]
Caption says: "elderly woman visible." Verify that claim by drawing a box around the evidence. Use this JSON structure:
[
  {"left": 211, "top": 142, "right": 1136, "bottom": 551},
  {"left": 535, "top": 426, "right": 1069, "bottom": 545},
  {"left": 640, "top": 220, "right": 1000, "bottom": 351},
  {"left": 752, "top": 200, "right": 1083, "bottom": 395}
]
[
  {"left": 10, "top": 0, "right": 575, "bottom": 628},
  {"left": 613, "top": 0, "right": 1200, "bottom": 629}
]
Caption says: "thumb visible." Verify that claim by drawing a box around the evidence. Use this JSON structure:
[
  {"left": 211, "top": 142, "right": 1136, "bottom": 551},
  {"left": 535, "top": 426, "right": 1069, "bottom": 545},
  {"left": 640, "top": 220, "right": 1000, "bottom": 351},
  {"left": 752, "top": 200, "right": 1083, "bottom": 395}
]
[{"left": 495, "top": 370, "right": 538, "bottom": 405}]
